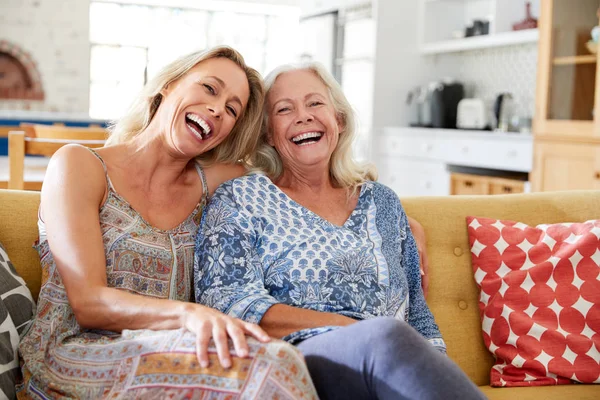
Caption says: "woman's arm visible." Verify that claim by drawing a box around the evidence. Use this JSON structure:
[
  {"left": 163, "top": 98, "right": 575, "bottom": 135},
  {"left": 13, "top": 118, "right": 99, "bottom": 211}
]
[
  {"left": 42, "top": 145, "right": 268, "bottom": 367},
  {"left": 400, "top": 210, "right": 446, "bottom": 353},
  {"left": 407, "top": 216, "right": 429, "bottom": 298},
  {"left": 195, "top": 185, "right": 356, "bottom": 339},
  {"left": 259, "top": 305, "right": 355, "bottom": 338}
]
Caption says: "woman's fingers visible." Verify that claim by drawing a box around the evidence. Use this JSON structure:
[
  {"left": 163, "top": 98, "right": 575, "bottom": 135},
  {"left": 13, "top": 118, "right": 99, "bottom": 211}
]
[
  {"left": 227, "top": 322, "right": 249, "bottom": 358},
  {"left": 212, "top": 322, "right": 232, "bottom": 368},
  {"left": 243, "top": 321, "right": 271, "bottom": 343},
  {"left": 196, "top": 322, "right": 211, "bottom": 368}
]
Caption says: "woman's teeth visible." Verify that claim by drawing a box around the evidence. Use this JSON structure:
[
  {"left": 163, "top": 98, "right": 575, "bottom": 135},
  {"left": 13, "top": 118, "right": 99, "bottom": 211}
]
[
  {"left": 186, "top": 113, "right": 211, "bottom": 140},
  {"left": 187, "top": 122, "right": 204, "bottom": 140},
  {"left": 291, "top": 132, "right": 323, "bottom": 146}
]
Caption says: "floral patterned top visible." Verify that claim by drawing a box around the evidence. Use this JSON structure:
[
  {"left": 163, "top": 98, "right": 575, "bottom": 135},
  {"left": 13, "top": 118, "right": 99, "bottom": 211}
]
[{"left": 194, "top": 174, "right": 446, "bottom": 352}]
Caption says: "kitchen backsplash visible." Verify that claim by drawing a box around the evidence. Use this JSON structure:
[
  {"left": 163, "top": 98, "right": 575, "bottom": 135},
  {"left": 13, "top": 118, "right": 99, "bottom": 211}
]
[{"left": 437, "top": 43, "right": 538, "bottom": 121}]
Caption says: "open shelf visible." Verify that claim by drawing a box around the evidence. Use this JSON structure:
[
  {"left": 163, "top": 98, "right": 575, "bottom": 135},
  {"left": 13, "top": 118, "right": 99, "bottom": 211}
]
[
  {"left": 552, "top": 55, "right": 597, "bottom": 65},
  {"left": 420, "top": 28, "right": 539, "bottom": 54}
]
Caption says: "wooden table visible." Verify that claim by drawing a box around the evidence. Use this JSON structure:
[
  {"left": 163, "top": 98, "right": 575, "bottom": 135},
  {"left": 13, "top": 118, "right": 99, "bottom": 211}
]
[{"left": 0, "top": 156, "right": 49, "bottom": 190}]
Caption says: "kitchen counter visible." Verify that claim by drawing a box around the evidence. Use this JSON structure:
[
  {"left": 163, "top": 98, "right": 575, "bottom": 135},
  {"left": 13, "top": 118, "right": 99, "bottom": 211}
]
[
  {"left": 374, "top": 126, "right": 533, "bottom": 196},
  {"left": 381, "top": 127, "right": 534, "bottom": 141}
]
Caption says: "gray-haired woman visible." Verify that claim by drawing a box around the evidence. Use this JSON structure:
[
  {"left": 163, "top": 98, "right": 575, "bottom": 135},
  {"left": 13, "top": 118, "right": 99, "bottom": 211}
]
[
  {"left": 195, "top": 63, "right": 487, "bottom": 400},
  {"left": 18, "top": 47, "right": 317, "bottom": 399}
]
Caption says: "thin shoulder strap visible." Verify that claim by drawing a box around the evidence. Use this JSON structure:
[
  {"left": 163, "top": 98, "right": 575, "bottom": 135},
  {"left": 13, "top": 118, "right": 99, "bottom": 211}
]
[
  {"left": 194, "top": 162, "right": 209, "bottom": 205},
  {"left": 86, "top": 147, "right": 115, "bottom": 192}
]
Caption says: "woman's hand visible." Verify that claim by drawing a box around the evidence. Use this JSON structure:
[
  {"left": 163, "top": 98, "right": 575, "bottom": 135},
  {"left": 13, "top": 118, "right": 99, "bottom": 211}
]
[
  {"left": 183, "top": 304, "right": 271, "bottom": 369},
  {"left": 408, "top": 216, "right": 429, "bottom": 298}
]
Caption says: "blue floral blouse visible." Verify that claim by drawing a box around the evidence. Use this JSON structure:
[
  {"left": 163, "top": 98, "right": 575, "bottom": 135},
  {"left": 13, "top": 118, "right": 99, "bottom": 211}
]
[{"left": 194, "top": 174, "right": 446, "bottom": 352}]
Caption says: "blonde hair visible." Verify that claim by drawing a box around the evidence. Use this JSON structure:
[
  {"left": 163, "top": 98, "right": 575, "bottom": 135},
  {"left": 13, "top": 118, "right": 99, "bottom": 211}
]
[
  {"left": 251, "top": 62, "right": 377, "bottom": 189},
  {"left": 107, "top": 46, "right": 264, "bottom": 165}
]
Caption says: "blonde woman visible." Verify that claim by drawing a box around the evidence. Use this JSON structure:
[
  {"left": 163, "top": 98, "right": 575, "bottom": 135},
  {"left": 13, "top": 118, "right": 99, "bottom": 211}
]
[
  {"left": 195, "top": 63, "right": 486, "bottom": 400},
  {"left": 18, "top": 47, "right": 317, "bottom": 399}
]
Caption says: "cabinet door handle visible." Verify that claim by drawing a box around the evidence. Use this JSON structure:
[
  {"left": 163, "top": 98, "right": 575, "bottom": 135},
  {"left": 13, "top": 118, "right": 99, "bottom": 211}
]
[
  {"left": 595, "top": 172, "right": 600, "bottom": 180},
  {"left": 464, "top": 180, "right": 473, "bottom": 187}
]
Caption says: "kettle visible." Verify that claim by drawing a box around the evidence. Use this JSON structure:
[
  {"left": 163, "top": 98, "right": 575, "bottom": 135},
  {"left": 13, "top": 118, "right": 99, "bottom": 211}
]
[
  {"left": 494, "top": 93, "right": 514, "bottom": 132},
  {"left": 406, "top": 86, "right": 423, "bottom": 127}
]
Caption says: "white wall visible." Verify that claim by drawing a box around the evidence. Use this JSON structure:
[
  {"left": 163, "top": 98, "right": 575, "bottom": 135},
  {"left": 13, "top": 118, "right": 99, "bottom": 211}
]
[
  {"left": 0, "top": 0, "right": 364, "bottom": 115},
  {"left": 0, "top": 0, "right": 310, "bottom": 116},
  {"left": 371, "top": 0, "right": 438, "bottom": 129},
  {"left": 0, "top": 0, "right": 91, "bottom": 113}
]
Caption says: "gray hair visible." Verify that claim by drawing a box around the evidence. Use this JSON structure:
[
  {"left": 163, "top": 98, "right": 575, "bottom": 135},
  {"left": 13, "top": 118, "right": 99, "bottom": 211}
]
[
  {"left": 106, "top": 46, "right": 264, "bottom": 165},
  {"left": 251, "top": 62, "right": 377, "bottom": 189}
]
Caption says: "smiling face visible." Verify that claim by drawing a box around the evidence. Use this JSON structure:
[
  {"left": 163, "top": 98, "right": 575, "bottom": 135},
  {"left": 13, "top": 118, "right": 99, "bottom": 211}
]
[
  {"left": 156, "top": 57, "right": 250, "bottom": 157},
  {"left": 267, "top": 69, "right": 342, "bottom": 175}
]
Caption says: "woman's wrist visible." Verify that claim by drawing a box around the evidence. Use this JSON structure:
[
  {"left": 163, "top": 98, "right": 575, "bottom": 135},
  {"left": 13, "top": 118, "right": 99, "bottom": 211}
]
[{"left": 180, "top": 302, "right": 196, "bottom": 329}]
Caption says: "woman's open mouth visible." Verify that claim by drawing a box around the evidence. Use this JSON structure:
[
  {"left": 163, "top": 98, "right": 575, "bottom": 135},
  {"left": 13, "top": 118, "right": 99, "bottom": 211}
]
[
  {"left": 185, "top": 112, "right": 213, "bottom": 141},
  {"left": 291, "top": 132, "right": 323, "bottom": 146}
]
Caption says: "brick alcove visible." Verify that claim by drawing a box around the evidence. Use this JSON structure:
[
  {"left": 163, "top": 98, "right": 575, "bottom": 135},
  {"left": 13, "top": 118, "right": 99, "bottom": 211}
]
[{"left": 0, "top": 40, "right": 44, "bottom": 101}]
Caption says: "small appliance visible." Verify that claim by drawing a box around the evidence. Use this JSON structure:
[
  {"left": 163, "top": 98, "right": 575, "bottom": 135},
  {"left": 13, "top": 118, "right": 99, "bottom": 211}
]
[{"left": 456, "top": 98, "right": 488, "bottom": 130}]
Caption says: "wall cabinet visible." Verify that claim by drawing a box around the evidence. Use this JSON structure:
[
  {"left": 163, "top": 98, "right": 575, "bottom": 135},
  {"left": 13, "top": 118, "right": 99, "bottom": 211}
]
[
  {"left": 534, "top": 0, "right": 600, "bottom": 139},
  {"left": 532, "top": 0, "right": 600, "bottom": 191}
]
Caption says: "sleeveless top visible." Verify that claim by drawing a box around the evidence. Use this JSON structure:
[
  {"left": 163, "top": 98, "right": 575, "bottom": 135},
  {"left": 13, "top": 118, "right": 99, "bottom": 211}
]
[{"left": 19, "top": 148, "right": 209, "bottom": 384}]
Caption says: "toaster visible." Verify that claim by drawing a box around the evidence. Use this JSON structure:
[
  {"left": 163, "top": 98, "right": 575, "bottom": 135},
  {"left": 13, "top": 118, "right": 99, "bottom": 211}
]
[{"left": 457, "top": 98, "right": 487, "bottom": 130}]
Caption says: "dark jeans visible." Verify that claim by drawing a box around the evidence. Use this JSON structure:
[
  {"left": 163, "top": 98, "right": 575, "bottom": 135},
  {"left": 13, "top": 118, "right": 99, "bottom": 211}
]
[{"left": 297, "top": 317, "right": 487, "bottom": 400}]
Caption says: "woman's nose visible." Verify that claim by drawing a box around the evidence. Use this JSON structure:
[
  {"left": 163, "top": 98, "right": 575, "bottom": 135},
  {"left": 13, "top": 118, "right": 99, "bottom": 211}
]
[
  {"left": 207, "top": 104, "right": 222, "bottom": 119},
  {"left": 295, "top": 108, "right": 313, "bottom": 124}
]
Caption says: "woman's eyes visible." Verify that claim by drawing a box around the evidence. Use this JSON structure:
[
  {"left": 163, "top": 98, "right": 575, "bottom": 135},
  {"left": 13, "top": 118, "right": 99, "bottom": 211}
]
[
  {"left": 203, "top": 84, "right": 238, "bottom": 118},
  {"left": 276, "top": 101, "right": 322, "bottom": 114},
  {"left": 203, "top": 84, "right": 216, "bottom": 95},
  {"left": 226, "top": 106, "right": 238, "bottom": 118}
]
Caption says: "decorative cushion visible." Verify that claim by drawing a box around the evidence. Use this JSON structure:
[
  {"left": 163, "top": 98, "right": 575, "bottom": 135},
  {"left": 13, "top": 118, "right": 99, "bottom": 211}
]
[
  {"left": 467, "top": 217, "right": 600, "bottom": 387},
  {"left": 0, "top": 243, "right": 36, "bottom": 399}
]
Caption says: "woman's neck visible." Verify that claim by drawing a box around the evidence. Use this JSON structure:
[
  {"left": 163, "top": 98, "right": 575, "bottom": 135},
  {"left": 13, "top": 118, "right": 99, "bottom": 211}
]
[
  {"left": 276, "top": 165, "right": 335, "bottom": 196},
  {"left": 114, "top": 127, "right": 194, "bottom": 190}
]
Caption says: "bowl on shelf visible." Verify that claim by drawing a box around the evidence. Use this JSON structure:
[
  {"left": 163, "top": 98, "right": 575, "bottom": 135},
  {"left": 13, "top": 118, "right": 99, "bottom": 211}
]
[{"left": 587, "top": 40, "right": 597, "bottom": 55}]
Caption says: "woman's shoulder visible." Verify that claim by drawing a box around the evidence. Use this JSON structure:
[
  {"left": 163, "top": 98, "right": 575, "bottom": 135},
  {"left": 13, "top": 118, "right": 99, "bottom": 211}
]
[
  {"left": 212, "top": 173, "right": 275, "bottom": 204},
  {"left": 202, "top": 162, "right": 246, "bottom": 195},
  {"left": 46, "top": 144, "right": 107, "bottom": 191},
  {"left": 366, "top": 180, "right": 402, "bottom": 205}
]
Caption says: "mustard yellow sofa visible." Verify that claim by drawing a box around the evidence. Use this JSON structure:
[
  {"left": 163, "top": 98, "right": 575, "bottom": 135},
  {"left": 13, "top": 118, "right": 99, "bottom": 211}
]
[{"left": 1, "top": 188, "right": 599, "bottom": 399}]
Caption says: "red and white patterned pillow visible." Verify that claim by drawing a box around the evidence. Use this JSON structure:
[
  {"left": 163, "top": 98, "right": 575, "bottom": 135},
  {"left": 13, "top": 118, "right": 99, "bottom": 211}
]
[{"left": 467, "top": 217, "right": 600, "bottom": 387}]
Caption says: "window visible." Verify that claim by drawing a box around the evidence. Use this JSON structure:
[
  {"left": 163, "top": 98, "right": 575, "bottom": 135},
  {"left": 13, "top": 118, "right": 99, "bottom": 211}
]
[{"left": 89, "top": 0, "right": 300, "bottom": 119}]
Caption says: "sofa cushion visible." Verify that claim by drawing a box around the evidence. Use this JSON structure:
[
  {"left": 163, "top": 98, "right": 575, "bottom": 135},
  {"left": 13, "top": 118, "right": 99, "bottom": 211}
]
[
  {"left": 467, "top": 217, "right": 600, "bottom": 387},
  {"left": 479, "top": 383, "right": 600, "bottom": 400},
  {"left": 0, "top": 190, "right": 42, "bottom": 301},
  {"left": 0, "top": 242, "right": 36, "bottom": 399}
]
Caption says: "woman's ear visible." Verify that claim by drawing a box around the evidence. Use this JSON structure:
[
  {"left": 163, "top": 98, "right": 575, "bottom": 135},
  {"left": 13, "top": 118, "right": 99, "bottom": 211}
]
[
  {"left": 267, "top": 128, "right": 275, "bottom": 146},
  {"left": 159, "top": 82, "right": 171, "bottom": 97},
  {"left": 336, "top": 112, "right": 346, "bottom": 134}
]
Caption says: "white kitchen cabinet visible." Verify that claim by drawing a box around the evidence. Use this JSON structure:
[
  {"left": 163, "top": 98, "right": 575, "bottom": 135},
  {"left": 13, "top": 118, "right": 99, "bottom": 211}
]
[
  {"left": 377, "top": 156, "right": 450, "bottom": 197},
  {"left": 374, "top": 127, "right": 533, "bottom": 197}
]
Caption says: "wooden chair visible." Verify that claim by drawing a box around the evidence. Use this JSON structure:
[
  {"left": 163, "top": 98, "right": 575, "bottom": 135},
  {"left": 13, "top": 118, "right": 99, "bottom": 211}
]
[{"left": 8, "top": 124, "right": 107, "bottom": 190}]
